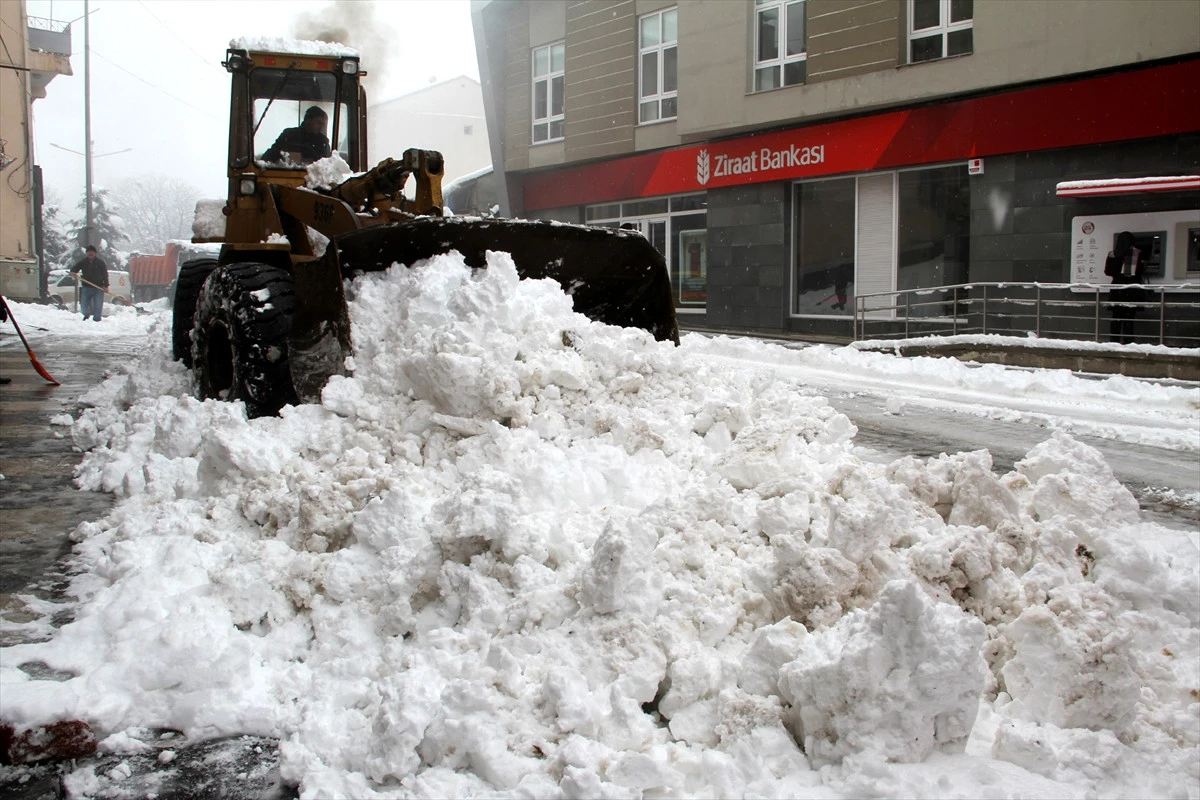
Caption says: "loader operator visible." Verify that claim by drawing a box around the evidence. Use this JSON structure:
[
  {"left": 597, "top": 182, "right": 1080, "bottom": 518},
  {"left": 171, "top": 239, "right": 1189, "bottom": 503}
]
[{"left": 262, "top": 105, "right": 331, "bottom": 165}]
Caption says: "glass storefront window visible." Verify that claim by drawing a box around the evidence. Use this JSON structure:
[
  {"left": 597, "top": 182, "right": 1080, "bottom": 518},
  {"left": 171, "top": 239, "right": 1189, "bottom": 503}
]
[
  {"left": 585, "top": 204, "right": 622, "bottom": 222},
  {"left": 623, "top": 199, "right": 669, "bottom": 217},
  {"left": 670, "top": 194, "right": 707, "bottom": 213},
  {"left": 897, "top": 165, "right": 970, "bottom": 315},
  {"left": 794, "top": 178, "right": 856, "bottom": 315},
  {"left": 674, "top": 214, "right": 707, "bottom": 307}
]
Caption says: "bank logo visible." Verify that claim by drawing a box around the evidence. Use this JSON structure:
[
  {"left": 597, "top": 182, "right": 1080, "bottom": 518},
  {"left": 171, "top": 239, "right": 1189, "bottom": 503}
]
[{"left": 696, "top": 150, "right": 710, "bottom": 186}]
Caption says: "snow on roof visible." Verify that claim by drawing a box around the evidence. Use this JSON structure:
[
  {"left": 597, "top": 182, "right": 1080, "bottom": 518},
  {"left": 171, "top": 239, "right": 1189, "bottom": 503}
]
[
  {"left": 1055, "top": 175, "right": 1200, "bottom": 196},
  {"left": 443, "top": 164, "right": 494, "bottom": 193},
  {"left": 229, "top": 36, "right": 359, "bottom": 57},
  {"left": 371, "top": 75, "right": 480, "bottom": 107}
]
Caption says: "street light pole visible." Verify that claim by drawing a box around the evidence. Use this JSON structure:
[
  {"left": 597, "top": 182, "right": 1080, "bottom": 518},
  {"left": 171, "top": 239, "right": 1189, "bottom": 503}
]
[{"left": 84, "top": 0, "right": 93, "bottom": 249}]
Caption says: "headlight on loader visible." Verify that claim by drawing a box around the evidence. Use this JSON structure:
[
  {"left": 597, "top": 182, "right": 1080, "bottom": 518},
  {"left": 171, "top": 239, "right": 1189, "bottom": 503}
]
[{"left": 238, "top": 175, "right": 257, "bottom": 196}]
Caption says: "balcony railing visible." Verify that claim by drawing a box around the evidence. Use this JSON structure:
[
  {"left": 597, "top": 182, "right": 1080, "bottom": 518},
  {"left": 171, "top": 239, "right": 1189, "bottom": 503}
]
[
  {"left": 27, "top": 16, "right": 70, "bottom": 32},
  {"left": 27, "top": 17, "right": 72, "bottom": 57},
  {"left": 853, "top": 282, "right": 1200, "bottom": 348}
]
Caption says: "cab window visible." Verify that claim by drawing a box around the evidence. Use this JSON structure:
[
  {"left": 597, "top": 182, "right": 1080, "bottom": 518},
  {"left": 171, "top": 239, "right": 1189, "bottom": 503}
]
[{"left": 250, "top": 69, "right": 346, "bottom": 167}]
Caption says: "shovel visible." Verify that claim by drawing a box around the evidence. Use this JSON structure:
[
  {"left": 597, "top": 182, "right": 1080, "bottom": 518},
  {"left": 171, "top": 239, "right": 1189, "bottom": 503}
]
[
  {"left": 75, "top": 275, "right": 140, "bottom": 310},
  {"left": 1, "top": 297, "right": 60, "bottom": 385}
]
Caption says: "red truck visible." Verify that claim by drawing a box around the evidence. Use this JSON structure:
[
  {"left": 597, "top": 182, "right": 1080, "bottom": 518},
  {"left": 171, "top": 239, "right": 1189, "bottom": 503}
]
[{"left": 128, "top": 241, "right": 220, "bottom": 304}]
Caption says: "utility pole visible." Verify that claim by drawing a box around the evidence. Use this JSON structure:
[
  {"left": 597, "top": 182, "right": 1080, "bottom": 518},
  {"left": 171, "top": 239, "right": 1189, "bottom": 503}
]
[{"left": 84, "top": 0, "right": 93, "bottom": 248}]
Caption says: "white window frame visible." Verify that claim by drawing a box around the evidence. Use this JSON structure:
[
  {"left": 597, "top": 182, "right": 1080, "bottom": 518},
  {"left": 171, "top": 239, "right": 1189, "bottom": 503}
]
[
  {"left": 908, "top": 0, "right": 973, "bottom": 64},
  {"left": 638, "top": 8, "right": 678, "bottom": 124},
  {"left": 532, "top": 42, "right": 565, "bottom": 144},
  {"left": 754, "top": 0, "right": 807, "bottom": 92}
]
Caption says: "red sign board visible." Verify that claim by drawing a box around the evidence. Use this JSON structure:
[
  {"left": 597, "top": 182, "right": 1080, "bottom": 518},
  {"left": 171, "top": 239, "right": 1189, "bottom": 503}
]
[{"left": 522, "top": 58, "right": 1200, "bottom": 211}]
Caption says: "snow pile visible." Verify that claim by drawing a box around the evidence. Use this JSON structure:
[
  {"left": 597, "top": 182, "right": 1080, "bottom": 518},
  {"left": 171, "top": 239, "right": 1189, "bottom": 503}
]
[
  {"left": 305, "top": 154, "right": 354, "bottom": 190},
  {"left": 1, "top": 253, "right": 1197, "bottom": 799},
  {"left": 191, "top": 199, "right": 226, "bottom": 240},
  {"left": 779, "top": 580, "right": 988, "bottom": 767}
]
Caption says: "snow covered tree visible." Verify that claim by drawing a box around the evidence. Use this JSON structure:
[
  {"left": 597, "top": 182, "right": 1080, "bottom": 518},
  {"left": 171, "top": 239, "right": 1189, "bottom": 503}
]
[
  {"left": 111, "top": 174, "right": 201, "bottom": 256},
  {"left": 40, "top": 201, "right": 72, "bottom": 270},
  {"left": 68, "top": 188, "right": 128, "bottom": 268}
]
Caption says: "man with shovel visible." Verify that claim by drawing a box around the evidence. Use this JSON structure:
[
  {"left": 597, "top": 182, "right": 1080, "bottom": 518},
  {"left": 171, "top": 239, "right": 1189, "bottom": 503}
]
[{"left": 70, "top": 245, "right": 109, "bottom": 322}]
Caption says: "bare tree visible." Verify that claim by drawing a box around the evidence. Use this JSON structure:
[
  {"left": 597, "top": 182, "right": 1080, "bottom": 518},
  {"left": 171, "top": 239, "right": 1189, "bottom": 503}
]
[{"left": 111, "top": 174, "right": 202, "bottom": 256}]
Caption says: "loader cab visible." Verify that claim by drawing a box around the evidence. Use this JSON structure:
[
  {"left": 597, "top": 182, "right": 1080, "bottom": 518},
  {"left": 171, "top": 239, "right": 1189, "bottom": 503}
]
[{"left": 224, "top": 46, "right": 369, "bottom": 186}]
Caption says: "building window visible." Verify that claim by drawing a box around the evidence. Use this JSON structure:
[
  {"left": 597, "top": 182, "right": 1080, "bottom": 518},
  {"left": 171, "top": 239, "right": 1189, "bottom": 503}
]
[
  {"left": 532, "top": 42, "right": 565, "bottom": 143},
  {"left": 909, "top": 0, "right": 973, "bottom": 63},
  {"left": 754, "top": 0, "right": 806, "bottom": 91},
  {"left": 896, "top": 165, "right": 971, "bottom": 314},
  {"left": 792, "top": 166, "right": 971, "bottom": 317},
  {"left": 638, "top": 8, "right": 677, "bottom": 123},
  {"left": 674, "top": 217, "right": 707, "bottom": 307}
]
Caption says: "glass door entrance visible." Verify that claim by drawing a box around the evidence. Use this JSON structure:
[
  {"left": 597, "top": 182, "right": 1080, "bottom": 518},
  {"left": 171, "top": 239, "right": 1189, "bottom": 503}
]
[{"left": 627, "top": 218, "right": 668, "bottom": 257}]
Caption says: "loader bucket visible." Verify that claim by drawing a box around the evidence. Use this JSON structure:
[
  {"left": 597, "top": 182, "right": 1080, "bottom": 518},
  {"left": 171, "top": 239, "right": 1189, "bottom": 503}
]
[{"left": 333, "top": 217, "right": 680, "bottom": 344}]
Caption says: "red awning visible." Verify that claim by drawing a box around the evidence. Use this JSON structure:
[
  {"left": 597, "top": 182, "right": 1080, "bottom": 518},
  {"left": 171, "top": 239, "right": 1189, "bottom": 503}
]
[{"left": 1055, "top": 175, "right": 1200, "bottom": 197}]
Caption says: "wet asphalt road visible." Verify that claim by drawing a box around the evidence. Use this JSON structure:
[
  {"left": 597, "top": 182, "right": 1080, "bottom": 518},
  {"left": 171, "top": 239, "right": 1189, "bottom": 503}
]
[
  {"left": 0, "top": 329, "right": 291, "bottom": 800},
  {"left": 0, "top": 334, "right": 123, "bottom": 598}
]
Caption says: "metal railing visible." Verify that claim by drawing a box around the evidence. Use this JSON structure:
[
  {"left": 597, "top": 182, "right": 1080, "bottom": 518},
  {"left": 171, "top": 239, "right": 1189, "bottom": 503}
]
[
  {"left": 853, "top": 282, "right": 1200, "bottom": 347},
  {"left": 26, "top": 17, "right": 72, "bottom": 57},
  {"left": 26, "top": 16, "right": 70, "bottom": 32}
]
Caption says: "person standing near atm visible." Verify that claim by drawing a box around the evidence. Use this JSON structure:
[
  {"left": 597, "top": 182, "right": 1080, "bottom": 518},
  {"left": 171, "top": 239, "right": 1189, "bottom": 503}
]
[{"left": 1104, "top": 231, "right": 1147, "bottom": 344}]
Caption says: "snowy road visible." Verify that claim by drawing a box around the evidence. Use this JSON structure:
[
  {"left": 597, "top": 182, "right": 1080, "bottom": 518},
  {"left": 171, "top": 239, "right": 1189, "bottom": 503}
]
[
  {"left": 689, "top": 337, "right": 1200, "bottom": 526},
  {"left": 832, "top": 387, "right": 1198, "bottom": 526}
]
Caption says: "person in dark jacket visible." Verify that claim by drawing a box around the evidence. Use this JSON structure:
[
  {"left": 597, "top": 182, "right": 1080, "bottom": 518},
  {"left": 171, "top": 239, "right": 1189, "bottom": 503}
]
[
  {"left": 261, "top": 106, "right": 332, "bottom": 165},
  {"left": 1104, "top": 231, "right": 1148, "bottom": 344},
  {"left": 70, "top": 245, "right": 109, "bottom": 322}
]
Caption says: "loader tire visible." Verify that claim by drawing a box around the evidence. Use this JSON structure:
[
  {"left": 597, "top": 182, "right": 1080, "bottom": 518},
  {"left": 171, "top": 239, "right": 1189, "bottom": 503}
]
[
  {"left": 191, "top": 263, "right": 299, "bottom": 419},
  {"left": 172, "top": 258, "right": 219, "bottom": 366}
]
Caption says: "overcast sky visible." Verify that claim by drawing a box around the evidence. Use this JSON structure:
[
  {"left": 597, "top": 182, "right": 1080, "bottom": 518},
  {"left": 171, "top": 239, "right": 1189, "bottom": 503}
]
[{"left": 26, "top": 0, "right": 480, "bottom": 207}]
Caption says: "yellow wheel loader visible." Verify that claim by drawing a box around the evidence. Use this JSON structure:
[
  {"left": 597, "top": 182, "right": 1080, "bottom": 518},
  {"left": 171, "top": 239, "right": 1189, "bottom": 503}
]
[{"left": 174, "top": 41, "right": 679, "bottom": 418}]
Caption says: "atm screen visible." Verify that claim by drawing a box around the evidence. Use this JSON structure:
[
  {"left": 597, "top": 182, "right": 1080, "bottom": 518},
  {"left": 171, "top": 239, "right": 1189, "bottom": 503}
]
[{"left": 1128, "top": 231, "right": 1165, "bottom": 278}]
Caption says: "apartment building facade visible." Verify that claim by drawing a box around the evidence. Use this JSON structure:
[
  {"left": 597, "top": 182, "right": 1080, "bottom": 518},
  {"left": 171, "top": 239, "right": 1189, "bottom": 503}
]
[
  {"left": 0, "top": 1, "right": 72, "bottom": 301},
  {"left": 471, "top": 0, "right": 1200, "bottom": 337}
]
